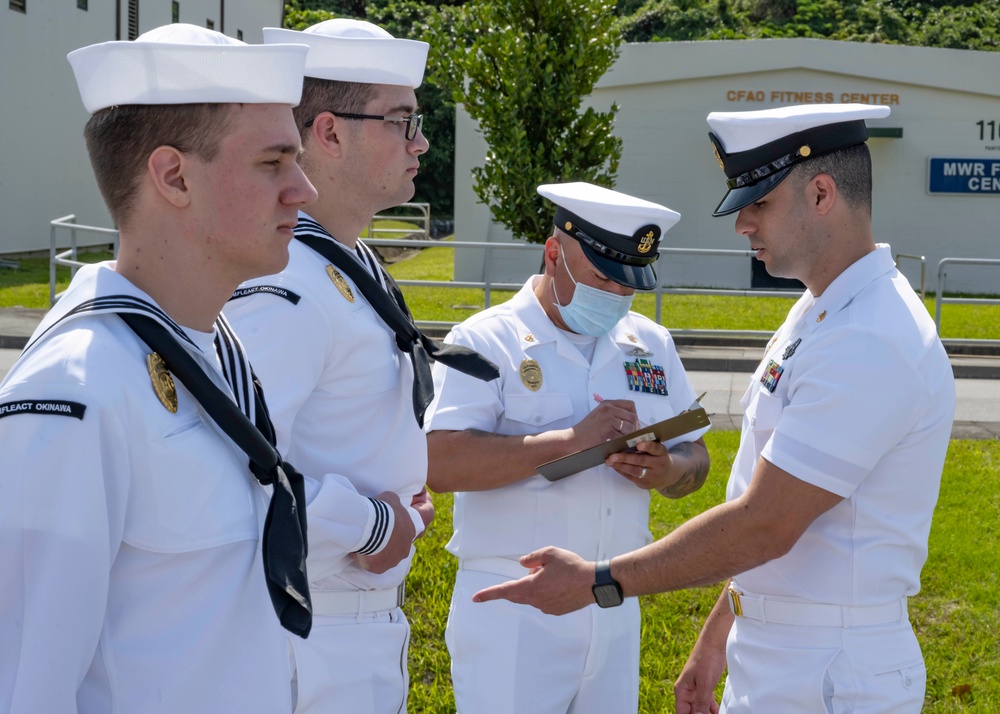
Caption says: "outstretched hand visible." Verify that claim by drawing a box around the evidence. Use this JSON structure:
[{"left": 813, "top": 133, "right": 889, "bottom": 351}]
[{"left": 472, "top": 546, "right": 596, "bottom": 616}]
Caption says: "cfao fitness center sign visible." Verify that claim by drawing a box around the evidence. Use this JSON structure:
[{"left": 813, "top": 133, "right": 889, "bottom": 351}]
[{"left": 929, "top": 158, "right": 1000, "bottom": 194}]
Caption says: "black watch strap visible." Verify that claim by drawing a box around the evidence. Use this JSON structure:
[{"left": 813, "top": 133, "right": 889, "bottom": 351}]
[{"left": 592, "top": 559, "right": 624, "bottom": 608}]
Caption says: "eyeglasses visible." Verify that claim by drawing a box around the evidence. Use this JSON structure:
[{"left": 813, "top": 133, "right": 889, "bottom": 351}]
[{"left": 304, "top": 112, "right": 424, "bottom": 140}]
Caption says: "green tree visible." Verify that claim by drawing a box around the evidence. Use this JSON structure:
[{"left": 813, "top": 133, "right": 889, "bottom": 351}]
[
  {"left": 917, "top": 2, "right": 1000, "bottom": 50},
  {"left": 427, "top": 0, "right": 624, "bottom": 243},
  {"left": 368, "top": 1, "right": 458, "bottom": 218}
]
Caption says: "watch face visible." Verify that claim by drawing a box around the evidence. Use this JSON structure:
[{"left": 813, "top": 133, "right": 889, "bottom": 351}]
[{"left": 593, "top": 583, "right": 623, "bottom": 608}]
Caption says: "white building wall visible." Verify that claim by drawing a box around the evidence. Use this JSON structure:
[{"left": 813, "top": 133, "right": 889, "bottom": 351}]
[
  {"left": 0, "top": 0, "right": 282, "bottom": 256},
  {"left": 454, "top": 39, "right": 1000, "bottom": 294}
]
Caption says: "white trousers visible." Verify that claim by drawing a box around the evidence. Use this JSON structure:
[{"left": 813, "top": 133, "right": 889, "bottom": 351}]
[
  {"left": 291, "top": 607, "right": 410, "bottom": 714},
  {"left": 721, "top": 616, "right": 925, "bottom": 713},
  {"left": 447, "top": 568, "right": 640, "bottom": 714}
]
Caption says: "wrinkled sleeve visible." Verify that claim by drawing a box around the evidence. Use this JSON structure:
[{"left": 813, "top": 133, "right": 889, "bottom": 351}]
[
  {"left": 425, "top": 324, "right": 505, "bottom": 434},
  {"left": 761, "top": 328, "right": 928, "bottom": 497},
  {"left": 0, "top": 383, "right": 129, "bottom": 713}
]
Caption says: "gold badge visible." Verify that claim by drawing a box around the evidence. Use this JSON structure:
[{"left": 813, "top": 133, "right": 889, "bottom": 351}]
[
  {"left": 799, "top": 145, "right": 812, "bottom": 158},
  {"left": 519, "top": 359, "right": 543, "bottom": 391},
  {"left": 524, "top": 334, "right": 536, "bottom": 343},
  {"left": 637, "top": 230, "right": 655, "bottom": 254},
  {"left": 627, "top": 333, "right": 637, "bottom": 343},
  {"left": 147, "top": 353, "right": 178, "bottom": 414},
  {"left": 816, "top": 310, "right": 827, "bottom": 322},
  {"left": 326, "top": 265, "right": 354, "bottom": 302},
  {"left": 564, "top": 221, "right": 573, "bottom": 232},
  {"left": 713, "top": 143, "right": 725, "bottom": 169}
]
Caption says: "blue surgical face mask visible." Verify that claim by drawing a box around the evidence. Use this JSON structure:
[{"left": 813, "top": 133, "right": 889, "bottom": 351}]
[{"left": 552, "top": 244, "right": 634, "bottom": 336}]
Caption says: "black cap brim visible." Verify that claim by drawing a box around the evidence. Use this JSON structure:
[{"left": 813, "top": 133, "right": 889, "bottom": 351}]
[
  {"left": 578, "top": 242, "right": 658, "bottom": 290},
  {"left": 712, "top": 166, "right": 793, "bottom": 217}
]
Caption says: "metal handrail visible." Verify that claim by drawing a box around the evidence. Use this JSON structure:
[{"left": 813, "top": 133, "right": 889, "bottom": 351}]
[
  {"left": 366, "top": 202, "right": 430, "bottom": 241},
  {"left": 935, "top": 257, "right": 1000, "bottom": 333},
  {"left": 363, "top": 239, "right": 803, "bottom": 312},
  {"left": 49, "top": 214, "right": 119, "bottom": 305},
  {"left": 45, "top": 214, "right": 806, "bottom": 315},
  {"left": 895, "top": 253, "right": 926, "bottom": 300}
]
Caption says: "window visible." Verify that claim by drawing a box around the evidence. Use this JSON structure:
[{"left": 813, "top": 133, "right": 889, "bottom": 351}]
[
  {"left": 236, "top": 29, "right": 243, "bottom": 40},
  {"left": 127, "top": 0, "right": 138, "bottom": 40},
  {"left": 172, "top": 1, "right": 178, "bottom": 23},
  {"left": 77, "top": 0, "right": 88, "bottom": 9},
  {"left": 206, "top": 18, "right": 214, "bottom": 29},
  {"left": 9, "top": 0, "right": 26, "bottom": 13}
]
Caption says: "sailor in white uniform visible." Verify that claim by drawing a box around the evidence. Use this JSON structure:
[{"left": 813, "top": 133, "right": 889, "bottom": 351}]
[
  {"left": 472, "top": 105, "right": 956, "bottom": 714},
  {"left": 424, "top": 182, "right": 711, "bottom": 714},
  {"left": 225, "top": 19, "right": 463, "bottom": 714},
  {"left": 0, "top": 25, "right": 317, "bottom": 713}
]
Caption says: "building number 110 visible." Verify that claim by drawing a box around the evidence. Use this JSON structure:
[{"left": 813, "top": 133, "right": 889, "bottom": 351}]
[{"left": 977, "top": 120, "right": 1000, "bottom": 141}]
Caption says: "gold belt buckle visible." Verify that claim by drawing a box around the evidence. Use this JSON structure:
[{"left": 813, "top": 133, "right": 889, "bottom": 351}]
[{"left": 727, "top": 582, "right": 744, "bottom": 617}]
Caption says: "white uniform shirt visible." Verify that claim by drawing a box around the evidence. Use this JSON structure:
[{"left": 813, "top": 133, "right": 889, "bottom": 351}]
[
  {"left": 224, "top": 216, "right": 425, "bottom": 591},
  {"left": 426, "top": 275, "right": 708, "bottom": 562},
  {"left": 730, "top": 245, "right": 955, "bottom": 605},
  {"left": 0, "top": 263, "right": 290, "bottom": 713}
]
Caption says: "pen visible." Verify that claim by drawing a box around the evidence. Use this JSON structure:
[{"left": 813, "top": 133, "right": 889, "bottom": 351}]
[{"left": 594, "top": 393, "right": 645, "bottom": 429}]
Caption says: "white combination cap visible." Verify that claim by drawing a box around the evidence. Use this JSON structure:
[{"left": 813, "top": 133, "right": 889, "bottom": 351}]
[
  {"left": 264, "top": 19, "right": 428, "bottom": 88},
  {"left": 67, "top": 23, "right": 310, "bottom": 114},
  {"left": 538, "top": 182, "right": 681, "bottom": 291},
  {"left": 706, "top": 103, "right": 891, "bottom": 216}
]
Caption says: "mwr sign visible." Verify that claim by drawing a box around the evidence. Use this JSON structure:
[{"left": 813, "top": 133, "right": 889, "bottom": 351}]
[{"left": 929, "top": 158, "right": 1000, "bottom": 194}]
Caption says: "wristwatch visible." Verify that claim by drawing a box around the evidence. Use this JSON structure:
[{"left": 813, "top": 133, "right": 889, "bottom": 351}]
[{"left": 592, "top": 560, "right": 624, "bottom": 608}]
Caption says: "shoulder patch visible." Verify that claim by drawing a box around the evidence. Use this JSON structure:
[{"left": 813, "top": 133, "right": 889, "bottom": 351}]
[
  {"left": 0, "top": 399, "right": 86, "bottom": 420},
  {"left": 228, "top": 285, "right": 302, "bottom": 305}
]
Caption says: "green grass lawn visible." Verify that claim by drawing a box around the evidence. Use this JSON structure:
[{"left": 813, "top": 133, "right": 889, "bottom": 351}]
[
  {"left": 407, "top": 434, "right": 1000, "bottom": 713},
  {"left": 2, "top": 241, "right": 997, "bottom": 339}
]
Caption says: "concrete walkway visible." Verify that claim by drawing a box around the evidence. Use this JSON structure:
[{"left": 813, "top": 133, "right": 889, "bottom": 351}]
[{"left": 1, "top": 308, "right": 998, "bottom": 439}]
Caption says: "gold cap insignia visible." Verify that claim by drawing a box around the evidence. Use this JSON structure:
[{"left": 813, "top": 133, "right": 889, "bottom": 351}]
[
  {"left": 713, "top": 143, "right": 725, "bottom": 169},
  {"left": 564, "top": 221, "right": 573, "bottom": 232},
  {"left": 637, "top": 230, "right": 655, "bottom": 254},
  {"left": 816, "top": 310, "right": 827, "bottom": 322},
  {"left": 524, "top": 334, "right": 536, "bottom": 343},
  {"left": 519, "top": 358, "right": 543, "bottom": 392},
  {"left": 326, "top": 265, "right": 354, "bottom": 302},
  {"left": 147, "top": 353, "right": 178, "bottom": 413},
  {"left": 627, "top": 333, "right": 637, "bottom": 343},
  {"left": 799, "top": 145, "right": 812, "bottom": 158}
]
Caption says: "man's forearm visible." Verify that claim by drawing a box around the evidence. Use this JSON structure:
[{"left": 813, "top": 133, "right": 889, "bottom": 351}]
[
  {"left": 426, "top": 428, "right": 576, "bottom": 493},
  {"left": 658, "top": 439, "right": 711, "bottom": 499}
]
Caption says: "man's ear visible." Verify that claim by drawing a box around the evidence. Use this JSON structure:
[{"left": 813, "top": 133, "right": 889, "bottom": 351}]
[
  {"left": 147, "top": 146, "right": 191, "bottom": 208},
  {"left": 809, "top": 173, "right": 837, "bottom": 216},
  {"left": 542, "top": 234, "right": 561, "bottom": 277},
  {"left": 309, "top": 112, "right": 344, "bottom": 159}
]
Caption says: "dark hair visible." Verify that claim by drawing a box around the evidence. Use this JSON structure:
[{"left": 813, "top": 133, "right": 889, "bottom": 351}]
[
  {"left": 293, "top": 77, "right": 378, "bottom": 140},
  {"left": 83, "top": 103, "right": 233, "bottom": 228},
  {"left": 790, "top": 142, "right": 873, "bottom": 213}
]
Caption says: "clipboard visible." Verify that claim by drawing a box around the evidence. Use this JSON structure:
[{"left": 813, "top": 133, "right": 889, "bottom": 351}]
[{"left": 535, "top": 407, "right": 712, "bottom": 482}]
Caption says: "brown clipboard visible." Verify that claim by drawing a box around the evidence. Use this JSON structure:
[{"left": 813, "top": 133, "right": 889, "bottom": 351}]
[{"left": 535, "top": 407, "right": 712, "bottom": 482}]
